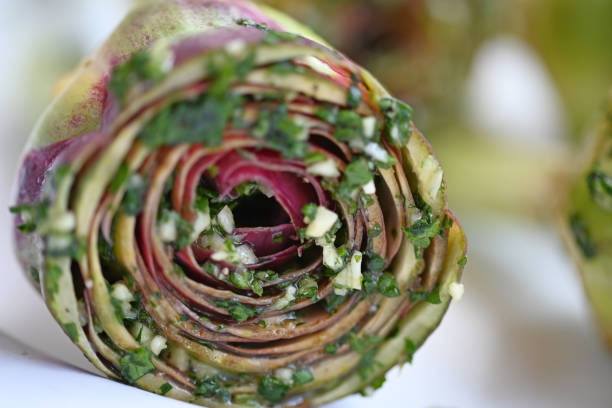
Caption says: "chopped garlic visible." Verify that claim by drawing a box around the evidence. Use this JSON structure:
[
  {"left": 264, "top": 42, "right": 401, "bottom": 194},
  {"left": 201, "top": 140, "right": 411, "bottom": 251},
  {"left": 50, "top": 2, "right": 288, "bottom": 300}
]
[
  {"left": 190, "top": 210, "right": 211, "bottom": 241},
  {"left": 225, "top": 39, "right": 246, "bottom": 55},
  {"left": 362, "top": 180, "right": 376, "bottom": 195},
  {"left": 364, "top": 142, "right": 390, "bottom": 163},
  {"left": 274, "top": 285, "right": 297, "bottom": 310},
  {"left": 236, "top": 244, "right": 258, "bottom": 265},
  {"left": 217, "top": 205, "right": 235, "bottom": 234},
  {"left": 46, "top": 234, "right": 72, "bottom": 253},
  {"left": 333, "top": 251, "right": 363, "bottom": 293},
  {"left": 307, "top": 159, "right": 340, "bottom": 178},
  {"left": 111, "top": 283, "right": 134, "bottom": 303},
  {"left": 150, "top": 335, "right": 168, "bottom": 355},
  {"left": 157, "top": 216, "right": 177, "bottom": 242},
  {"left": 275, "top": 368, "right": 294, "bottom": 384},
  {"left": 199, "top": 232, "right": 226, "bottom": 251},
  {"left": 140, "top": 325, "right": 154, "bottom": 345},
  {"left": 362, "top": 117, "right": 377, "bottom": 139},
  {"left": 274, "top": 367, "right": 293, "bottom": 384},
  {"left": 449, "top": 282, "right": 464, "bottom": 301},
  {"left": 305, "top": 206, "right": 338, "bottom": 238},
  {"left": 210, "top": 251, "right": 229, "bottom": 261},
  {"left": 53, "top": 212, "right": 76, "bottom": 232},
  {"left": 322, "top": 244, "right": 344, "bottom": 272}
]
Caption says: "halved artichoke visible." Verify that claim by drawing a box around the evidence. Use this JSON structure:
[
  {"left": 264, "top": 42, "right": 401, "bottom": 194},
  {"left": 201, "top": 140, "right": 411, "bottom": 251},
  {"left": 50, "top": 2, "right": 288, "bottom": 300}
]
[
  {"left": 11, "top": 1, "right": 467, "bottom": 406},
  {"left": 560, "top": 91, "right": 612, "bottom": 348}
]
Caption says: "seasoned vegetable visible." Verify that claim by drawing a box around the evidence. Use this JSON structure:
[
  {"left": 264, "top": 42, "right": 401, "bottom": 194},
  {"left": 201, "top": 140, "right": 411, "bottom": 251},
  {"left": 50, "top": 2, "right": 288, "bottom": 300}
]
[{"left": 11, "top": 1, "right": 466, "bottom": 406}]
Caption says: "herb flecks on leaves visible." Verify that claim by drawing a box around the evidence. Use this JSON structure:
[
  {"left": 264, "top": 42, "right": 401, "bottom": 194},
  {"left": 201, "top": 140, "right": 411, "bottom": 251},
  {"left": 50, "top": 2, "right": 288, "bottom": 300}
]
[
  {"left": 569, "top": 213, "right": 597, "bottom": 259},
  {"left": 109, "top": 51, "right": 164, "bottom": 105},
  {"left": 379, "top": 97, "right": 413, "bottom": 147},
  {"left": 120, "top": 347, "right": 155, "bottom": 383}
]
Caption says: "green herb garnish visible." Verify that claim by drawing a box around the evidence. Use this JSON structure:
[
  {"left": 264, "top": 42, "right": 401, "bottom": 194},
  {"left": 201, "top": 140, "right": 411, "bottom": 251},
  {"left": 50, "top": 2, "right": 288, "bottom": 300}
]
[
  {"left": 569, "top": 213, "right": 597, "bottom": 258},
  {"left": 159, "top": 382, "right": 173, "bottom": 395},
  {"left": 404, "top": 338, "right": 417, "bottom": 364},
  {"left": 409, "top": 286, "right": 441, "bottom": 304},
  {"left": 379, "top": 97, "right": 413, "bottom": 146},
  {"left": 292, "top": 368, "right": 314, "bottom": 386},
  {"left": 63, "top": 322, "right": 79, "bottom": 342},
  {"left": 252, "top": 104, "right": 307, "bottom": 158},
  {"left": 338, "top": 158, "right": 373, "bottom": 200},
  {"left": 108, "top": 51, "right": 164, "bottom": 105},
  {"left": 258, "top": 375, "right": 290, "bottom": 403},
  {"left": 119, "top": 347, "right": 155, "bottom": 383},
  {"left": 377, "top": 273, "right": 400, "bottom": 297},
  {"left": 195, "top": 376, "right": 230, "bottom": 402}
]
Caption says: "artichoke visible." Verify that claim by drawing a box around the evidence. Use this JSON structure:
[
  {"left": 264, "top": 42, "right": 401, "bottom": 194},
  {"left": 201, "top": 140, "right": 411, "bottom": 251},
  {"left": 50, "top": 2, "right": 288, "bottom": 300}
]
[
  {"left": 560, "top": 91, "right": 612, "bottom": 348},
  {"left": 11, "top": 1, "right": 467, "bottom": 406}
]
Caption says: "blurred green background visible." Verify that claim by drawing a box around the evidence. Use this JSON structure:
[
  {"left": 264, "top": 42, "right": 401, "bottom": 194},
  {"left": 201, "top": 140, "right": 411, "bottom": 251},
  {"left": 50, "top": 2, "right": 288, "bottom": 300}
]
[{"left": 1, "top": 1, "right": 611, "bottom": 407}]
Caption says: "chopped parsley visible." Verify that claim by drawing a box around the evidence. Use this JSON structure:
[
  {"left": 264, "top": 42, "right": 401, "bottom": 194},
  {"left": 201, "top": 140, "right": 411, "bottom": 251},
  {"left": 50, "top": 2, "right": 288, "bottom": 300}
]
[
  {"left": 304, "top": 152, "right": 327, "bottom": 164},
  {"left": 377, "top": 273, "right": 400, "bottom": 297},
  {"left": 346, "top": 81, "right": 362, "bottom": 109},
  {"left": 46, "top": 234, "right": 87, "bottom": 260},
  {"left": 338, "top": 158, "right": 373, "bottom": 200},
  {"left": 409, "top": 286, "right": 441, "bottom": 304},
  {"left": 214, "top": 300, "right": 256, "bottom": 323},
  {"left": 569, "top": 213, "right": 597, "bottom": 259},
  {"left": 122, "top": 174, "right": 148, "bottom": 215},
  {"left": 30, "top": 266, "right": 40, "bottom": 284},
  {"left": 292, "top": 368, "right": 314, "bottom": 386},
  {"left": 108, "top": 51, "right": 163, "bottom": 105},
  {"left": 404, "top": 338, "right": 417, "bottom": 364},
  {"left": 159, "top": 382, "right": 172, "bottom": 395},
  {"left": 301, "top": 203, "right": 318, "bottom": 222},
  {"left": 379, "top": 97, "right": 413, "bottom": 146},
  {"left": 323, "top": 293, "right": 347, "bottom": 314},
  {"left": 296, "top": 276, "right": 318, "bottom": 302},
  {"left": 258, "top": 375, "right": 290, "bottom": 403},
  {"left": 63, "top": 322, "right": 79, "bottom": 342},
  {"left": 235, "top": 18, "right": 299, "bottom": 44},
  {"left": 252, "top": 104, "right": 307, "bottom": 158},
  {"left": 195, "top": 376, "right": 230, "bottom": 402},
  {"left": 10, "top": 200, "right": 49, "bottom": 234},
  {"left": 45, "top": 264, "right": 63, "bottom": 300},
  {"left": 109, "top": 162, "right": 130, "bottom": 193},
  {"left": 315, "top": 105, "right": 339, "bottom": 123},
  {"left": 324, "top": 343, "right": 338, "bottom": 354},
  {"left": 230, "top": 269, "right": 264, "bottom": 296},
  {"left": 587, "top": 171, "right": 612, "bottom": 209},
  {"left": 368, "top": 223, "right": 382, "bottom": 238},
  {"left": 120, "top": 347, "right": 155, "bottom": 383},
  {"left": 349, "top": 333, "right": 382, "bottom": 354},
  {"left": 334, "top": 110, "right": 363, "bottom": 142},
  {"left": 349, "top": 333, "right": 383, "bottom": 380},
  {"left": 402, "top": 218, "right": 440, "bottom": 250},
  {"left": 269, "top": 61, "right": 306, "bottom": 75}
]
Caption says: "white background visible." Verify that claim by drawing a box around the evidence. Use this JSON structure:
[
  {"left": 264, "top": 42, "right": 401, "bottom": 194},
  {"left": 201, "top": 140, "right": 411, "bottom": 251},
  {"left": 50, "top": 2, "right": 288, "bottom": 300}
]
[{"left": 0, "top": 1, "right": 611, "bottom": 407}]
